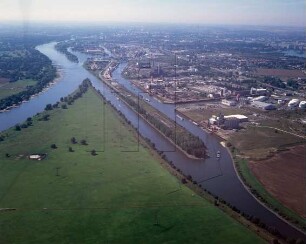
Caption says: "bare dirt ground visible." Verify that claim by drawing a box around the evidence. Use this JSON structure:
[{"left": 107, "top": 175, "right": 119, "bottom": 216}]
[
  {"left": 0, "top": 77, "right": 10, "bottom": 84},
  {"left": 249, "top": 144, "right": 306, "bottom": 217}
]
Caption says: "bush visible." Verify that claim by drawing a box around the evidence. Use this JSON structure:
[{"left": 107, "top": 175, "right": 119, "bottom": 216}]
[
  {"left": 80, "top": 139, "right": 87, "bottom": 145},
  {"left": 50, "top": 144, "right": 57, "bottom": 149},
  {"left": 45, "top": 104, "right": 53, "bottom": 111},
  {"left": 181, "top": 178, "right": 187, "bottom": 184},
  {"left": 70, "top": 137, "right": 77, "bottom": 144}
]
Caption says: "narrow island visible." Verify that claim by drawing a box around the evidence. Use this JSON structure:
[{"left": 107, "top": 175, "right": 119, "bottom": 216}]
[{"left": 55, "top": 41, "right": 79, "bottom": 63}]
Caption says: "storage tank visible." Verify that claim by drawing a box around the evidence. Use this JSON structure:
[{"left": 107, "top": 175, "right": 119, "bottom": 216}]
[
  {"left": 299, "top": 101, "right": 306, "bottom": 109},
  {"left": 288, "top": 99, "right": 300, "bottom": 108}
]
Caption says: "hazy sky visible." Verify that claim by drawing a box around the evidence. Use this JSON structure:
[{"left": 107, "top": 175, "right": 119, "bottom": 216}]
[{"left": 0, "top": 0, "right": 305, "bottom": 27}]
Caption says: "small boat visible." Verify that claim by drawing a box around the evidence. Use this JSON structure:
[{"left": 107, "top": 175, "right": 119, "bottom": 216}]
[
  {"left": 145, "top": 98, "right": 150, "bottom": 102},
  {"left": 176, "top": 115, "right": 184, "bottom": 121}
]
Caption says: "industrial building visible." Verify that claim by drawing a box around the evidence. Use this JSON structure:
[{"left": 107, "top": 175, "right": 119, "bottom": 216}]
[
  {"left": 252, "top": 96, "right": 267, "bottom": 102},
  {"left": 251, "top": 101, "right": 276, "bottom": 110},
  {"left": 224, "top": 114, "right": 248, "bottom": 122},
  {"left": 209, "top": 114, "right": 248, "bottom": 129},
  {"left": 250, "top": 88, "right": 268, "bottom": 96},
  {"left": 221, "top": 99, "right": 237, "bottom": 106},
  {"left": 223, "top": 117, "right": 240, "bottom": 129}
]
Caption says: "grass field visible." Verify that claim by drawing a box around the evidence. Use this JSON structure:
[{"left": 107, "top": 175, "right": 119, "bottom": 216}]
[
  {"left": 0, "top": 79, "right": 37, "bottom": 100},
  {"left": 0, "top": 87, "right": 263, "bottom": 243},
  {"left": 229, "top": 125, "right": 305, "bottom": 159}
]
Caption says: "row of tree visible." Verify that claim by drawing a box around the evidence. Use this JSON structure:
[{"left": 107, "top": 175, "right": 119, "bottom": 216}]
[{"left": 103, "top": 87, "right": 206, "bottom": 158}]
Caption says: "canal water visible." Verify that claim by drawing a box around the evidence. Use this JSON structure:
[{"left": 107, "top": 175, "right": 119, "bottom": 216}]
[{"left": 0, "top": 42, "right": 304, "bottom": 240}]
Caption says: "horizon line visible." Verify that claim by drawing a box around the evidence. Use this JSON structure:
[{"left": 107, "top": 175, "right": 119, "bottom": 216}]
[{"left": 0, "top": 20, "right": 305, "bottom": 29}]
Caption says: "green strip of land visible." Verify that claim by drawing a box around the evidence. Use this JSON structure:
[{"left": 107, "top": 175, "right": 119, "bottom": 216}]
[
  {"left": 0, "top": 79, "right": 37, "bottom": 100},
  {"left": 0, "top": 86, "right": 263, "bottom": 243}
]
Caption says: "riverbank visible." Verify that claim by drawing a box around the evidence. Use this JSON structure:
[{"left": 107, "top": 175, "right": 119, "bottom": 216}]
[{"left": 0, "top": 68, "right": 63, "bottom": 113}]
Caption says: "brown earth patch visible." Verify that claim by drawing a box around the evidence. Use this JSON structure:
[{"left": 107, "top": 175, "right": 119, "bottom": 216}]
[
  {"left": 0, "top": 77, "right": 10, "bottom": 84},
  {"left": 249, "top": 144, "right": 306, "bottom": 217}
]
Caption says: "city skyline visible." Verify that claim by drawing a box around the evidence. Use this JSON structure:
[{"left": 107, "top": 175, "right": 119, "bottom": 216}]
[{"left": 0, "top": 0, "right": 305, "bottom": 27}]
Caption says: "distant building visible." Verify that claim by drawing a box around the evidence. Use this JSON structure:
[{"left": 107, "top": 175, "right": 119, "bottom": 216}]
[
  {"left": 137, "top": 61, "right": 151, "bottom": 69},
  {"left": 145, "top": 83, "right": 164, "bottom": 90},
  {"left": 209, "top": 114, "right": 246, "bottom": 129},
  {"left": 250, "top": 88, "right": 268, "bottom": 96},
  {"left": 224, "top": 114, "right": 248, "bottom": 122},
  {"left": 252, "top": 96, "right": 267, "bottom": 102},
  {"left": 224, "top": 117, "right": 240, "bottom": 129},
  {"left": 251, "top": 101, "right": 276, "bottom": 110},
  {"left": 28, "top": 154, "right": 46, "bottom": 161},
  {"left": 222, "top": 99, "right": 237, "bottom": 106}
]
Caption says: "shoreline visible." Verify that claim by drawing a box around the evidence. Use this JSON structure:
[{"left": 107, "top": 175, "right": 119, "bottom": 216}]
[{"left": 0, "top": 68, "right": 64, "bottom": 113}]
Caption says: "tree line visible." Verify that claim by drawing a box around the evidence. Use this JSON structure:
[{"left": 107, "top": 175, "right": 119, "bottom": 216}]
[
  {"left": 55, "top": 42, "right": 79, "bottom": 63},
  {"left": 113, "top": 90, "right": 206, "bottom": 158}
]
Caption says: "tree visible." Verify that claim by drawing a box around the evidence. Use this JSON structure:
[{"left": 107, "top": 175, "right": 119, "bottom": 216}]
[
  {"left": 5, "top": 153, "right": 10, "bottom": 158},
  {"left": 21, "top": 123, "right": 28, "bottom": 129},
  {"left": 45, "top": 104, "right": 53, "bottom": 111},
  {"left": 80, "top": 139, "right": 87, "bottom": 145},
  {"left": 91, "top": 149, "right": 97, "bottom": 156},
  {"left": 42, "top": 114, "right": 50, "bottom": 121},
  {"left": 61, "top": 104, "right": 67, "bottom": 109},
  {"left": 181, "top": 178, "right": 187, "bottom": 184},
  {"left": 50, "top": 144, "right": 57, "bottom": 149},
  {"left": 68, "top": 146, "right": 74, "bottom": 152},
  {"left": 15, "top": 124, "right": 21, "bottom": 131}
]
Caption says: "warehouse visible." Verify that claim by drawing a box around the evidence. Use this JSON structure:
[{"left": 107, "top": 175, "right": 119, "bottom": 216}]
[
  {"left": 224, "top": 114, "right": 248, "bottom": 122},
  {"left": 251, "top": 101, "right": 276, "bottom": 110}
]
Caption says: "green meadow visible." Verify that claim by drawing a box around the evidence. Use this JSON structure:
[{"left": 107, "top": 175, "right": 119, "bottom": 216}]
[
  {"left": 0, "top": 79, "right": 37, "bottom": 100},
  {"left": 0, "top": 87, "right": 263, "bottom": 243}
]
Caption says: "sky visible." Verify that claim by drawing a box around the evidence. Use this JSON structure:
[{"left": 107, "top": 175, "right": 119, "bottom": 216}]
[{"left": 0, "top": 0, "right": 305, "bottom": 27}]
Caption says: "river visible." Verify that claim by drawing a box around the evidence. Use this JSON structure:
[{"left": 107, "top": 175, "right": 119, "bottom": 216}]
[{"left": 0, "top": 42, "right": 304, "bottom": 240}]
